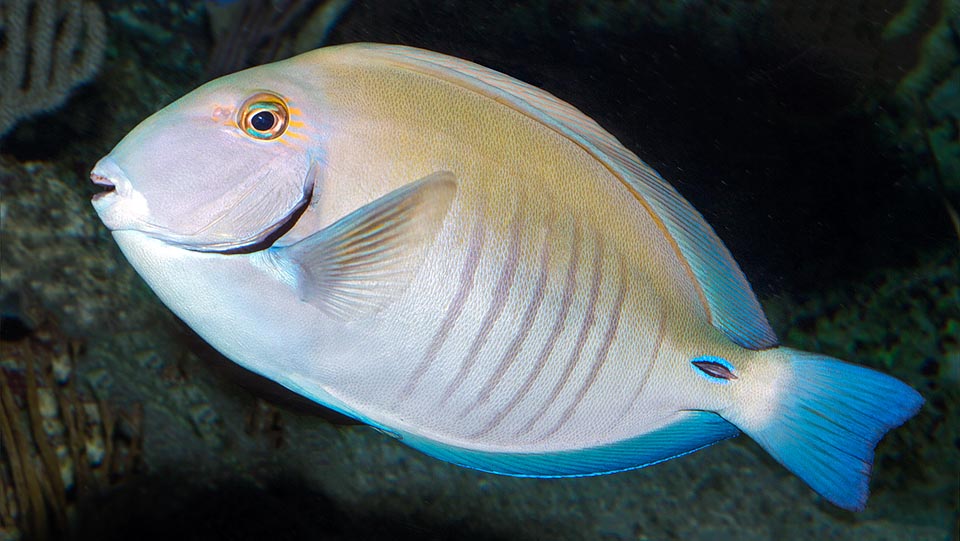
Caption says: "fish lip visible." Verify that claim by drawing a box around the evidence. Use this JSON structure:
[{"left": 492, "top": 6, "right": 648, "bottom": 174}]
[
  {"left": 89, "top": 157, "right": 146, "bottom": 233},
  {"left": 90, "top": 172, "right": 116, "bottom": 201},
  {"left": 90, "top": 171, "right": 114, "bottom": 187},
  {"left": 89, "top": 157, "right": 131, "bottom": 206}
]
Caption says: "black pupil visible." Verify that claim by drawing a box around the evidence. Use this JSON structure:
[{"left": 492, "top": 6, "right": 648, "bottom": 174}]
[{"left": 251, "top": 110, "right": 275, "bottom": 131}]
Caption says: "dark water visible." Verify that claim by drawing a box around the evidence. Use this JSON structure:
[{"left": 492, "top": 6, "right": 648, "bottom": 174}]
[{"left": 1, "top": 1, "right": 957, "bottom": 540}]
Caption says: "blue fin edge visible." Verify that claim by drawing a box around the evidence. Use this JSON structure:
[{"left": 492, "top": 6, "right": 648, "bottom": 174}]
[
  {"left": 398, "top": 410, "right": 739, "bottom": 478},
  {"left": 747, "top": 348, "right": 924, "bottom": 511},
  {"left": 280, "top": 371, "right": 740, "bottom": 478}
]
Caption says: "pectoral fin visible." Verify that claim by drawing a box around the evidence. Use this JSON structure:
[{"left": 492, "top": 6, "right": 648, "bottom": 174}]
[{"left": 274, "top": 171, "right": 457, "bottom": 320}]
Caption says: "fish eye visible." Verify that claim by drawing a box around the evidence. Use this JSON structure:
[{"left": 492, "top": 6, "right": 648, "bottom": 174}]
[
  {"left": 238, "top": 92, "right": 289, "bottom": 140},
  {"left": 251, "top": 111, "right": 275, "bottom": 131}
]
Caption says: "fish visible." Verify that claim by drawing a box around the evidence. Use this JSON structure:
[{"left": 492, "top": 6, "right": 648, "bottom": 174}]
[{"left": 89, "top": 43, "right": 923, "bottom": 511}]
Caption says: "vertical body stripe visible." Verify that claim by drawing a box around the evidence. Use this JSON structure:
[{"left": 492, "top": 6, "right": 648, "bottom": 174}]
[
  {"left": 472, "top": 221, "right": 581, "bottom": 438},
  {"left": 459, "top": 215, "right": 553, "bottom": 420},
  {"left": 395, "top": 215, "right": 485, "bottom": 403},
  {"left": 515, "top": 231, "right": 604, "bottom": 437},
  {"left": 438, "top": 212, "right": 524, "bottom": 407},
  {"left": 537, "top": 256, "right": 628, "bottom": 440},
  {"left": 612, "top": 310, "right": 668, "bottom": 424}
]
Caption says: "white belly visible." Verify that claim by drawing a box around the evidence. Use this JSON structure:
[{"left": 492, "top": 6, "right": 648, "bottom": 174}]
[{"left": 114, "top": 213, "right": 700, "bottom": 456}]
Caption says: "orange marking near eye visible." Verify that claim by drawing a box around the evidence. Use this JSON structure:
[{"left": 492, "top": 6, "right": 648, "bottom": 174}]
[
  {"left": 288, "top": 107, "right": 303, "bottom": 116},
  {"left": 289, "top": 120, "right": 306, "bottom": 128},
  {"left": 285, "top": 131, "right": 306, "bottom": 140},
  {"left": 212, "top": 105, "right": 235, "bottom": 126}
]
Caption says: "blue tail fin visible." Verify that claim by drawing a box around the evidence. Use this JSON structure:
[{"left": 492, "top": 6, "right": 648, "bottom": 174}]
[{"left": 746, "top": 348, "right": 923, "bottom": 511}]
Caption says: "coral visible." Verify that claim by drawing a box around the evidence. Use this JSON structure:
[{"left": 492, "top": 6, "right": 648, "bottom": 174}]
[
  {"left": 0, "top": 300, "right": 143, "bottom": 540},
  {"left": 877, "top": 0, "right": 960, "bottom": 197},
  {"left": 0, "top": 155, "right": 237, "bottom": 472},
  {"left": 887, "top": 0, "right": 958, "bottom": 103},
  {"left": 883, "top": 0, "right": 934, "bottom": 39},
  {"left": 291, "top": 0, "right": 353, "bottom": 55},
  {"left": 204, "top": 0, "right": 353, "bottom": 78},
  {"left": 0, "top": 0, "right": 107, "bottom": 136}
]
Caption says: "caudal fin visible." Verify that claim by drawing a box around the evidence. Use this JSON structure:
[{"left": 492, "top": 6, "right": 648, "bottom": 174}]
[{"left": 745, "top": 348, "right": 923, "bottom": 511}]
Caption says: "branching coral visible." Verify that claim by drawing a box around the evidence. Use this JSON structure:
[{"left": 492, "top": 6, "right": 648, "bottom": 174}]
[
  {"left": 0, "top": 308, "right": 142, "bottom": 540},
  {"left": 0, "top": 0, "right": 107, "bottom": 136}
]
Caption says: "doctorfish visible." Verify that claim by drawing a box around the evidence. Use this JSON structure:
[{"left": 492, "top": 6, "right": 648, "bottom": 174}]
[{"left": 89, "top": 43, "right": 922, "bottom": 511}]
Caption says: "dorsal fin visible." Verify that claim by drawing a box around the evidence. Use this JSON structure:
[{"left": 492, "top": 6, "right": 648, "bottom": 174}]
[{"left": 355, "top": 43, "right": 778, "bottom": 349}]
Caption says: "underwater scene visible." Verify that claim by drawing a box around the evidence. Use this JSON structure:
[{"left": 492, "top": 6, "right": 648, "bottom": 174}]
[{"left": 1, "top": 0, "right": 958, "bottom": 540}]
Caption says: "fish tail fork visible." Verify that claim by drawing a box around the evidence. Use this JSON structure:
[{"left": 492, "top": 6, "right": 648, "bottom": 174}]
[{"left": 737, "top": 347, "right": 923, "bottom": 511}]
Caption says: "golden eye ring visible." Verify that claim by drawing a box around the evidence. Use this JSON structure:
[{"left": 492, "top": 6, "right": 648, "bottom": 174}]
[{"left": 238, "top": 92, "right": 289, "bottom": 140}]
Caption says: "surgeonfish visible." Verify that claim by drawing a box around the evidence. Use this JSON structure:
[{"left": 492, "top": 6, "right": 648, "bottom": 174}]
[{"left": 90, "top": 43, "right": 923, "bottom": 511}]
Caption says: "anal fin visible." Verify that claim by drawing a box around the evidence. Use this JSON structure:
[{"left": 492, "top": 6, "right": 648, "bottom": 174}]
[{"left": 401, "top": 410, "right": 739, "bottom": 477}]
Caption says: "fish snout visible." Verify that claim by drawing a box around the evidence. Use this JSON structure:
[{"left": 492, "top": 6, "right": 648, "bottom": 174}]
[
  {"left": 89, "top": 157, "right": 148, "bottom": 231},
  {"left": 90, "top": 157, "right": 132, "bottom": 201},
  {"left": 90, "top": 172, "right": 116, "bottom": 201}
]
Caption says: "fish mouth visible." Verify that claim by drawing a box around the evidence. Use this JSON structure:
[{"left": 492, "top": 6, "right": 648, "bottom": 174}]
[
  {"left": 89, "top": 157, "right": 133, "bottom": 207},
  {"left": 89, "top": 157, "right": 142, "bottom": 231},
  {"left": 90, "top": 172, "right": 117, "bottom": 201}
]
